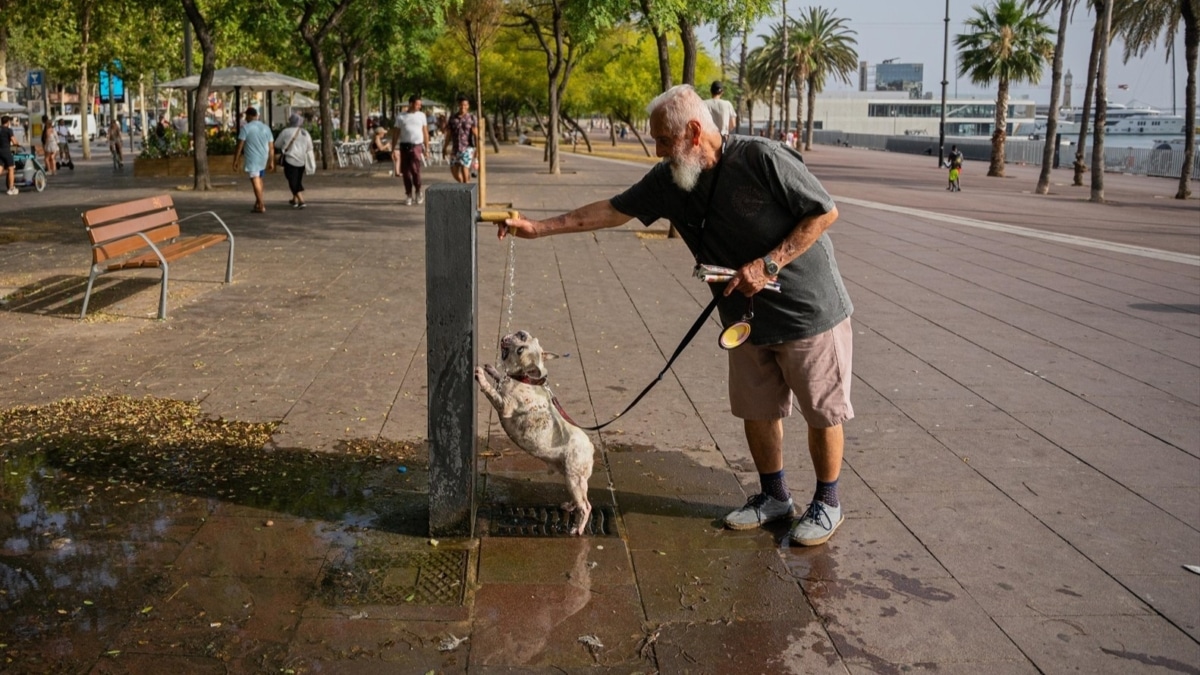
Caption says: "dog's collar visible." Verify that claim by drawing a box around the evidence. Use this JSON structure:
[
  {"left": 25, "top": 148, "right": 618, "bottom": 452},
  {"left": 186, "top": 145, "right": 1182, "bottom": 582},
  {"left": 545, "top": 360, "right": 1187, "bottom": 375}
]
[{"left": 511, "top": 374, "right": 547, "bottom": 386}]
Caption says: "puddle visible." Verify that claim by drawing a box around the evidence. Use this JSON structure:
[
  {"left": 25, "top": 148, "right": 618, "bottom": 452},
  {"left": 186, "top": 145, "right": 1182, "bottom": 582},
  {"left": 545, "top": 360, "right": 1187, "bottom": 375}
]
[{"left": 0, "top": 395, "right": 430, "bottom": 670}]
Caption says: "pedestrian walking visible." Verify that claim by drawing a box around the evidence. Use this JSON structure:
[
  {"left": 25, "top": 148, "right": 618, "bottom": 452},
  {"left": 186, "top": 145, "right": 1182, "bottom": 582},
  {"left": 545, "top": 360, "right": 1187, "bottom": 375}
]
[
  {"left": 108, "top": 120, "right": 124, "bottom": 169},
  {"left": 274, "top": 114, "right": 313, "bottom": 209},
  {"left": 390, "top": 95, "right": 431, "bottom": 205},
  {"left": 233, "top": 107, "right": 275, "bottom": 213},
  {"left": 55, "top": 119, "right": 74, "bottom": 170},
  {"left": 498, "top": 85, "right": 854, "bottom": 547},
  {"left": 1, "top": 116, "right": 21, "bottom": 195},
  {"left": 445, "top": 95, "right": 476, "bottom": 184},
  {"left": 946, "top": 145, "right": 963, "bottom": 192},
  {"left": 40, "top": 116, "right": 57, "bottom": 176},
  {"left": 704, "top": 81, "right": 737, "bottom": 137}
]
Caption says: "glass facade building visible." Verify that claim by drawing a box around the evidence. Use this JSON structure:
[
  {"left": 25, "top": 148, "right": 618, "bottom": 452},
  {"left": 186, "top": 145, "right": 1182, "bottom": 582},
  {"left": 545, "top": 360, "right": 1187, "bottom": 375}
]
[{"left": 875, "top": 63, "right": 923, "bottom": 98}]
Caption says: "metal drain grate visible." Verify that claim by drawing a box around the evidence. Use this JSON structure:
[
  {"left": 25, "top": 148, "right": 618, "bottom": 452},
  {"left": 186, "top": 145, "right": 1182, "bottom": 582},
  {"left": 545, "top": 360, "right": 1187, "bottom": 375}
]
[
  {"left": 486, "top": 503, "right": 618, "bottom": 537},
  {"left": 320, "top": 549, "right": 468, "bottom": 606}
]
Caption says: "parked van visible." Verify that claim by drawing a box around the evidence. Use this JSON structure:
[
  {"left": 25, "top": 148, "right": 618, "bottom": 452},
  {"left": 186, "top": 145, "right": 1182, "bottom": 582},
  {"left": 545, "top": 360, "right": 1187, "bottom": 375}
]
[{"left": 57, "top": 114, "right": 98, "bottom": 142}]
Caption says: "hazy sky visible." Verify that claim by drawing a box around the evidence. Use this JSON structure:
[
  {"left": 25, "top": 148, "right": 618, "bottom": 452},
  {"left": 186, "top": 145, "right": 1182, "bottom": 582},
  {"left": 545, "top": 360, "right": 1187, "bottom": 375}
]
[{"left": 701, "top": 0, "right": 1188, "bottom": 114}]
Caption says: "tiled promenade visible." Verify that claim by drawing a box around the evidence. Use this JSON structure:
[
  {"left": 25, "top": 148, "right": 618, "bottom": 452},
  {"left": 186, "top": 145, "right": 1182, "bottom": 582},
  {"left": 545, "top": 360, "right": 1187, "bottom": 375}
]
[{"left": 0, "top": 140, "right": 1196, "bottom": 673}]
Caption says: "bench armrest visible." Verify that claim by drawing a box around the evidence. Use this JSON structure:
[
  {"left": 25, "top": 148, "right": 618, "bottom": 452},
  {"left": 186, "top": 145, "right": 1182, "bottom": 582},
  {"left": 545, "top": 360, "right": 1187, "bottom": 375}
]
[{"left": 178, "top": 211, "right": 235, "bottom": 242}]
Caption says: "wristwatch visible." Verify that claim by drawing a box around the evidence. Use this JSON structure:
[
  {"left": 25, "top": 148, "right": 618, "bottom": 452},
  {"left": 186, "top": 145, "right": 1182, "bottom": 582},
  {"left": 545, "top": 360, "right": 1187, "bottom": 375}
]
[{"left": 762, "top": 254, "right": 780, "bottom": 276}]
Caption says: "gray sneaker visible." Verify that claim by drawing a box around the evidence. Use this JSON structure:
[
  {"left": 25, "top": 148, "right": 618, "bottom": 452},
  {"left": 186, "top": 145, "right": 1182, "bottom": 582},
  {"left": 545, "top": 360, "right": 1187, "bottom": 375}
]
[
  {"left": 405, "top": 196, "right": 414, "bottom": 206},
  {"left": 723, "top": 493, "right": 794, "bottom": 530},
  {"left": 416, "top": 192, "right": 425, "bottom": 205},
  {"left": 789, "top": 500, "right": 844, "bottom": 546}
]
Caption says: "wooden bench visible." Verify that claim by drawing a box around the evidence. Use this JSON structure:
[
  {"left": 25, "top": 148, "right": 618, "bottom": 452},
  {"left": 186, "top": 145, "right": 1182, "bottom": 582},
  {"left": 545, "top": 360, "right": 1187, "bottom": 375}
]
[{"left": 81, "top": 194, "right": 234, "bottom": 320}]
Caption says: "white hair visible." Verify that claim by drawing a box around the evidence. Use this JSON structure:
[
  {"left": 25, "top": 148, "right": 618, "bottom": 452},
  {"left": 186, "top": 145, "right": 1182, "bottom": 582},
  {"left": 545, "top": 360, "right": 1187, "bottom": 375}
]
[{"left": 647, "top": 85, "right": 720, "bottom": 136}]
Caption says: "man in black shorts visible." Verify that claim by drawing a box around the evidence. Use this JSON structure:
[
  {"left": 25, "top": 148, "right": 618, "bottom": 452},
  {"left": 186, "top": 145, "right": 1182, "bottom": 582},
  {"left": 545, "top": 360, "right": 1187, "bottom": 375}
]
[
  {"left": 497, "top": 85, "right": 854, "bottom": 547},
  {"left": 1, "top": 115, "right": 21, "bottom": 196}
]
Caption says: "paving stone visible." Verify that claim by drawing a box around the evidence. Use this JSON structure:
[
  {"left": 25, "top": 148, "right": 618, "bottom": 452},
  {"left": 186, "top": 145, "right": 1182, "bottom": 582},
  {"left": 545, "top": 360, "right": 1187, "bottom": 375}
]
[
  {"left": 470, "top": 582, "right": 646, "bottom": 669},
  {"left": 634, "top": 548, "right": 813, "bottom": 624},
  {"left": 993, "top": 614, "right": 1200, "bottom": 675},
  {"left": 653, "top": 619, "right": 847, "bottom": 674},
  {"left": 801, "top": 572, "right": 1027, "bottom": 667}
]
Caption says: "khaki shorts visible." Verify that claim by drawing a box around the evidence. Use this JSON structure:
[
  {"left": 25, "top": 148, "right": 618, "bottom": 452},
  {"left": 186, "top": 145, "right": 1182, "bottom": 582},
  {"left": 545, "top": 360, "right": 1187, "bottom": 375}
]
[{"left": 728, "top": 318, "right": 854, "bottom": 427}]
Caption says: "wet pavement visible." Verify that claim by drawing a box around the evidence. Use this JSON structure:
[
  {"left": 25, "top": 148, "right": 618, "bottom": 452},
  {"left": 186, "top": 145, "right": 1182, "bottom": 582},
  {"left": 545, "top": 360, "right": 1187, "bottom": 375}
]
[{"left": 0, "top": 142, "right": 1198, "bottom": 673}]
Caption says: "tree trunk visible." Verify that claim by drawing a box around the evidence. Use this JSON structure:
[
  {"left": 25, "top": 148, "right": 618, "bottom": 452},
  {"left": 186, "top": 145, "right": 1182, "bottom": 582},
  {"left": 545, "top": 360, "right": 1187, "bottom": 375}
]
[
  {"left": 301, "top": 0, "right": 355, "bottom": 169},
  {"left": 718, "top": 24, "right": 730, "bottom": 78},
  {"left": 766, "top": 87, "right": 776, "bottom": 138},
  {"left": 181, "top": 0, "right": 215, "bottom": 190},
  {"left": 1176, "top": 0, "right": 1197, "bottom": 199},
  {"left": 339, "top": 59, "right": 352, "bottom": 139},
  {"left": 608, "top": 114, "right": 617, "bottom": 146},
  {"left": 617, "top": 112, "right": 651, "bottom": 156},
  {"left": 562, "top": 112, "right": 592, "bottom": 152},
  {"left": 679, "top": 15, "right": 697, "bottom": 85},
  {"left": 641, "top": 0, "right": 671, "bottom": 91},
  {"left": 805, "top": 74, "right": 817, "bottom": 150},
  {"left": 780, "top": 0, "right": 789, "bottom": 140},
  {"left": 79, "top": 2, "right": 92, "bottom": 159},
  {"left": 1090, "top": 0, "right": 1114, "bottom": 203},
  {"left": 0, "top": 26, "right": 9, "bottom": 102},
  {"left": 357, "top": 62, "right": 367, "bottom": 137},
  {"left": 1036, "top": 0, "right": 1071, "bottom": 194},
  {"left": 1074, "top": 12, "right": 1102, "bottom": 186},
  {"left": 525, "top": 98, "right": 550, "bottom": 143},
  {"left": 793, "top": 72, "right": 804, "bottom": 146},
  {"left": 747, "top": 97, "right": 755, "bottom": 135},
  {"left": 736, "top": 22, "right": 749, "bottom": 125},
  {"left": 989, "top": 79, "right": 1009, "bottom": 177}
]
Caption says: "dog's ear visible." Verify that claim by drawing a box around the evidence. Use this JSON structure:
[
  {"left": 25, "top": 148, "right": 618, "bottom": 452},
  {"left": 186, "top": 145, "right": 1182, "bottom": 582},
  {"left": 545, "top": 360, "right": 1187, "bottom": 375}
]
[{"left": 542, "top": 351, "right": 561, "bottom": 361}]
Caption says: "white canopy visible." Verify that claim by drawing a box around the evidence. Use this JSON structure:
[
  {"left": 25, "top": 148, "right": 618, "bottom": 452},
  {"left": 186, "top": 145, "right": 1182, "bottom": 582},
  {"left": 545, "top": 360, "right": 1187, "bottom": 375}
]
[{"left": 157, "top": 67, "right": 317, "bottom": 92}]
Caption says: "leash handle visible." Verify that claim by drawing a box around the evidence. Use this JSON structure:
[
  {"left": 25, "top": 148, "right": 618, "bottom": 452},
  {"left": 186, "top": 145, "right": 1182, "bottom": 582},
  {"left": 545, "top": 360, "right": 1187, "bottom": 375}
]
[{"left": 558, "top": 295, "right": 721, "bottom": 431}]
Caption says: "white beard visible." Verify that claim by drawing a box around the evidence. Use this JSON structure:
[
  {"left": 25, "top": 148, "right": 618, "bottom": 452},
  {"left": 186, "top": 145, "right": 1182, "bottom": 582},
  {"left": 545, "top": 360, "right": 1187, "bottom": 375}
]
[{"left": 667, "top": 150, "right": 705, "bottom": 191}]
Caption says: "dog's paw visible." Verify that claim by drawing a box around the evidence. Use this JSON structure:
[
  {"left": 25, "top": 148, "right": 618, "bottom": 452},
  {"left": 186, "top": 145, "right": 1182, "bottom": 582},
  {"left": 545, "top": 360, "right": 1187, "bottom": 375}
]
[{"left": 473, "top": 367, "right": 489, "bottom": 387}]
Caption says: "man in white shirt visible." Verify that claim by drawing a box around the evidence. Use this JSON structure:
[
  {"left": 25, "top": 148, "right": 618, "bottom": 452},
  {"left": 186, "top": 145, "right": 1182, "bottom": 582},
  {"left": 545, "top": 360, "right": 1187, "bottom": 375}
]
[
  {"left": 704, "top": 81, "right": 737, "bottom": 137},
  {"left": 389, "top": 95, "right": 431, "bottom": 205}
]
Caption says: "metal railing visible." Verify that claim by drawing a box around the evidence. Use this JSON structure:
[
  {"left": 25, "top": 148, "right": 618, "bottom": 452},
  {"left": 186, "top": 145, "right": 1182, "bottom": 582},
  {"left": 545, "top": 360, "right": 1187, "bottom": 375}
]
[{"left": 809, "top": 130, "right": 1200, "bottom": 180}]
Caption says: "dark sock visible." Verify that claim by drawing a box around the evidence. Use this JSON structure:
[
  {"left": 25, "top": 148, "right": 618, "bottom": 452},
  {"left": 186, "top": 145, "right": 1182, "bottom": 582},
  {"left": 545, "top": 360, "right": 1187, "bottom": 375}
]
[
  {"left": 758, "top": 470, "right": 790, "bottom": 503},
  {"left": 815, "top": 479, "right": 840, "bottom": 508}
]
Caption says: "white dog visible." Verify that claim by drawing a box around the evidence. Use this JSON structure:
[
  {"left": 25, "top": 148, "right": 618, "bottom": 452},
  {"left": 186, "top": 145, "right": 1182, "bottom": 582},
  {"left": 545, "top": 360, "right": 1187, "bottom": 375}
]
[{"left": 474, "top": 330, "right": 594, "bottom": 535}]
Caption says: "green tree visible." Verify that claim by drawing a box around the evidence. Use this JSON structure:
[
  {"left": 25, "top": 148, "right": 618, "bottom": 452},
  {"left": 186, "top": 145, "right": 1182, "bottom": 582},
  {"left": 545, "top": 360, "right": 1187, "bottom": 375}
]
[
  {"left": 794, "top": 6, "right": 856, "bottom": 151},
  {"left": 508, "top": 0, "right": 614, "bottom": 175},
  {"left": 1112, "top": 0, "right": 1198, "bottom": 198},
  {"left": 955, "top": 0, "right": 1055, "bottom": 177}
]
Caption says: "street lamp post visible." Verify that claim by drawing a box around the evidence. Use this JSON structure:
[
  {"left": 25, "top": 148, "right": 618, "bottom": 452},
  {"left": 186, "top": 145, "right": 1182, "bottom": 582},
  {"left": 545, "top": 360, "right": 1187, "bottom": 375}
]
[{"left": 938, "top": 0, "right": 950, "bottom": 167}]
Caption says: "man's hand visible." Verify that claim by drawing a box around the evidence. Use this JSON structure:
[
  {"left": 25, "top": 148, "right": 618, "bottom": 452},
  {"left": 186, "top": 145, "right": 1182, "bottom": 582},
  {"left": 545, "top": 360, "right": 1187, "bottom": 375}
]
[
  {"left": 499, "top": 217, "right": 539, "bottom": 240},
  {"left": 724, "top": 258, "right": 776, "bottom": 298}
]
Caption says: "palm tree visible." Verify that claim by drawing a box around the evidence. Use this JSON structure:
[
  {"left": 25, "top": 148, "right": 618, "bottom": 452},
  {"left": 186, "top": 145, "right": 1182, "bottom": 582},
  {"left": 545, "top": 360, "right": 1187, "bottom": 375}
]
[
  {"left": 794, "top": 6, "right": 858, "bottom": 151},
  {"left": 750, "top": 24, "right": 795, "bottom": 138},
  {"left": 746, "top": 41, "right": 783, "bottom": 136},
  {"left": 1035, "top": 0, "right": 1083, "bottom": 194},
  {"left": 955, "top": 0, "right": 1055, "bottom": 177},
  {"left": 1113, "top": 0, "right": 1198, "bottom": 199}
]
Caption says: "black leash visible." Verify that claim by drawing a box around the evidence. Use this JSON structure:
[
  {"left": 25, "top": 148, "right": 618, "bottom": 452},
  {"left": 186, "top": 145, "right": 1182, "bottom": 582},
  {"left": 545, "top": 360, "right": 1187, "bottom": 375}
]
[{"left": 551, "top": 295, "right": 720, "bottom": 431}]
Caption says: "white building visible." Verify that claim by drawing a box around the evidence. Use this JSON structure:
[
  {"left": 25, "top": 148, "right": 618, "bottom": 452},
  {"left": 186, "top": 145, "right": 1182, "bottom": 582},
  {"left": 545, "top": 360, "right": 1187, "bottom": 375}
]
[{"left": 745, "top": 91, "right": 1038, "bottom": 139}]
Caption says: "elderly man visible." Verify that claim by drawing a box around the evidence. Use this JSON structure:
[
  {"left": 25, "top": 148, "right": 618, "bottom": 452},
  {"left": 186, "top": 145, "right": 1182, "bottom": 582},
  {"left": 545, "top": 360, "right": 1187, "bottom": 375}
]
[
  {"left": 233, "top": 107, "right": 275, "bottom": 213},
  {"left": 500, "top": 85, "right": 854, "bottom": 546}
]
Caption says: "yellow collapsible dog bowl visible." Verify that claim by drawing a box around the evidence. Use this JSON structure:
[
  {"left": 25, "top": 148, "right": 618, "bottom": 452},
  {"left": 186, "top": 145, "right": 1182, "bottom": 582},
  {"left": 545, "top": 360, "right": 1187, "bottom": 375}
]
[{"left": 718, "top": 322, "right": 751, "bottom": 350}]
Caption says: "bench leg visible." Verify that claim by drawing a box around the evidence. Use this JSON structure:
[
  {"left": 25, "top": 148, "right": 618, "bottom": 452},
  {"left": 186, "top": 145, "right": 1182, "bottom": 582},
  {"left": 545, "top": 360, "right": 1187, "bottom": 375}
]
[
  {"left": 80, "top": 268, "right": 99, "bottom": 319},
  {"left": 225, "top": 239, "right": 234, "bottom": 283},
  {"left": 158, "top": 262, "right": 170, "bottom": 320}
]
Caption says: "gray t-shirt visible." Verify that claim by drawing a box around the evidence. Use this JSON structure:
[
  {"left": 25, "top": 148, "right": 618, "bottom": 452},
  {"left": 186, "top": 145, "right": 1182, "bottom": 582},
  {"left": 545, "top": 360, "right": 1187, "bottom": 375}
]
[{"left": 610, "top": 135, "right": 853, "bottom": 345}]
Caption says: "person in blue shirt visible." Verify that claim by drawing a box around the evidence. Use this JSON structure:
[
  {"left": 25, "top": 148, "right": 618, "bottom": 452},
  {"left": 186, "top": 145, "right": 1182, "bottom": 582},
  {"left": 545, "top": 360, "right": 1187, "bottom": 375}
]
[{"left": 233, "top": 107, "right": 275, "bottom": 213}]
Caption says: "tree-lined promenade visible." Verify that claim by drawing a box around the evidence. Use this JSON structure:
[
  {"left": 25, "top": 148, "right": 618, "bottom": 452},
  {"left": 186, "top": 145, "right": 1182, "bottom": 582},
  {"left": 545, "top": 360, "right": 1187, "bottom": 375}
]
[{"left": 0, "top": 0, "right": 1194, "bottom": 198}]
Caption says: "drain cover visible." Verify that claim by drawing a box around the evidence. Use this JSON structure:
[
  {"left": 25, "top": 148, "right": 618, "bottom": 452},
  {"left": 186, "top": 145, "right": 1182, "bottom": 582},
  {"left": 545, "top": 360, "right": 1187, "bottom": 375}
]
[
  {"left": 320, "top": 549, "right": 468, "bottom": 606},
  {"left": 486, "top": 503, "right": 618, "bottom": 537}
]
